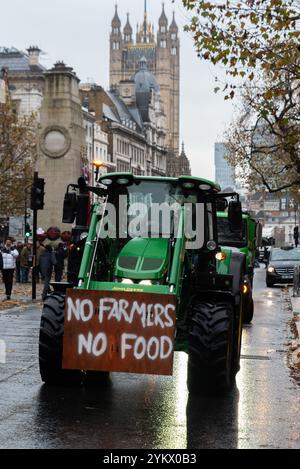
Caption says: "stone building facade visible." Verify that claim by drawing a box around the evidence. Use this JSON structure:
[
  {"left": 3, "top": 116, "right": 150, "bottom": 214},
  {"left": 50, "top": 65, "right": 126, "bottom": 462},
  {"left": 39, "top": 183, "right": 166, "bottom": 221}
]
[
  {"left": 82, "top": 109, "right": 110, "bottom": 186},
  {"left": 0, "top": 46, "right": 45, "bottom": 118},
  {"left": 80, "top": 56, "right": 168, "bottom": 177}
]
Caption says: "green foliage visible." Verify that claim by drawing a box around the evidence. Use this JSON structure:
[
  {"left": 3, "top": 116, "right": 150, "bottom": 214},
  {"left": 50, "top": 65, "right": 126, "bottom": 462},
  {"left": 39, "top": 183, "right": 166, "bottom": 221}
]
[{"left": 182, "top": 0, "right": 300, "bottom": 98}]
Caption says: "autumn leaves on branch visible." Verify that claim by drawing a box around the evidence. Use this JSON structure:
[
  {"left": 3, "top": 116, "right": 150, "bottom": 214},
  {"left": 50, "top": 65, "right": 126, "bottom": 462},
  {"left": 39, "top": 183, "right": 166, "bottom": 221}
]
[{"left": 183, "top": 0, "right": 300, "bottom": 193}]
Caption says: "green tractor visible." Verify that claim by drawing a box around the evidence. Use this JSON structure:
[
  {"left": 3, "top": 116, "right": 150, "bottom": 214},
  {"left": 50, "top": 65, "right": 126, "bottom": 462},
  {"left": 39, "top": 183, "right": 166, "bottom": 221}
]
[
  {"left": 217, "top": 210, "right": 262, "bottom": 323},
  {"left": 39, "top": 173, "right": 246, "bottom": 395}
]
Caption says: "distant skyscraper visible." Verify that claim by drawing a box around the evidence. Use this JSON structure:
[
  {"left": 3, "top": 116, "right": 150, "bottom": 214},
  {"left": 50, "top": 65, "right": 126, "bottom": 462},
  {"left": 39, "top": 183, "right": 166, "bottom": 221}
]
[{"left": 214, "top": 143, "right": 236, "bottom": 190}]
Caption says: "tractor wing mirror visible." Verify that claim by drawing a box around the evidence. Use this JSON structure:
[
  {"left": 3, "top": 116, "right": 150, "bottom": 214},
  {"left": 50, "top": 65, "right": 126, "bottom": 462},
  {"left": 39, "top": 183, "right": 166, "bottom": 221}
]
[
  {"left": 62, "top": 192, "right": 77, "bottom": 224},
  {"left": 228, "top": 200, "right": 243, "bottom": 233},
  {"left": 216, "top": 198, "right": 228, "bottom": 212}
]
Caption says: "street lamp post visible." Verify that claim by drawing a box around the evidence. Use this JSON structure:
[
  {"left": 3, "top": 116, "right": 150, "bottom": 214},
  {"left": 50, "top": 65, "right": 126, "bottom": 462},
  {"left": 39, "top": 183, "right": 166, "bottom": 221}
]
[{"left": 92, "top": 160, "right": 109, "bottom": 182}]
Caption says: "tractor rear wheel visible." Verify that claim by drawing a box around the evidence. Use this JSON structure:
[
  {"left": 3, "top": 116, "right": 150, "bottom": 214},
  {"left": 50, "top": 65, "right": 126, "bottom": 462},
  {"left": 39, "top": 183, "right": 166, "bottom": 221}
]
[
  {"left": 187, "top": 301, "right": 235, "bottom": 396},
  {"left": 39, "top": 292, "right": 83, "bottom": 385}
]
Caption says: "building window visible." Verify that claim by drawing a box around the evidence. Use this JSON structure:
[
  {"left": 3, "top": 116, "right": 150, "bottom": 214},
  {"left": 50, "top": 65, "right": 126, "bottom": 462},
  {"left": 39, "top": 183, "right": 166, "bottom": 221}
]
[
  {"left": 171, "top": 33, "right": 177, "bottom": 40},
  {"left": 171, "top": 47, "right": 177, "bottom": 56},
  {"left": 113, "top": 28, "right": 119, "bottom": 35},
  {"left": 160, "top": 40, "right": 167, "bottom": 48},
  {"left": 113, "top": 42, "right": 120, "bottom": 50},
  {"left": 117, "top": 160, "right": 130, "bottom": 172},
  {"left": 161, "top": 26, "right": 166, "bottom": 33},
  {"left": 125, "top": 34, "right": 131, "bottom": 42}
]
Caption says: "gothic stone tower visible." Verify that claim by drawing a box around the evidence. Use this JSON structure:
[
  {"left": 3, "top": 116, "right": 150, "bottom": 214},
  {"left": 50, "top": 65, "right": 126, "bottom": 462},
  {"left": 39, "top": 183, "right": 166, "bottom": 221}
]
[{"left": 109, "top": 2, "right": 180, "bottom": 161}]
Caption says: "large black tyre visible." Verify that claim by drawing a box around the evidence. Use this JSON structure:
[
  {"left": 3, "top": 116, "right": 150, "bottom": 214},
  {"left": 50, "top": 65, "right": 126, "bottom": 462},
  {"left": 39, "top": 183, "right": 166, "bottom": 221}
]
[
  {"left": 243, "top": 296, "right": 254, "bottom": 324},
  {"left": 39, "top": 293, "right": 83, "bottom": 385},
  {"left": 187, "top": 301, "right": 236, "bottom": 396}
]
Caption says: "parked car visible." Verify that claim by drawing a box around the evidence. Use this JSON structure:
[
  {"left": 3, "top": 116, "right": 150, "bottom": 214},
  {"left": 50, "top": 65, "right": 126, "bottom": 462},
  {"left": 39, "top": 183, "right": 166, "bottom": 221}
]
[{"left": 266, "top": 246, "right": 300, "bottom": 287}]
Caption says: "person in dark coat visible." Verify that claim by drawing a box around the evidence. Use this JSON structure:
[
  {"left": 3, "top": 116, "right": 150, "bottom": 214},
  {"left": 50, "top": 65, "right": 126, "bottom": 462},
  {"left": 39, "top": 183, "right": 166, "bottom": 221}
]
[
  {"left": 15, "top": 242, "right": 23, "bottom": 283},
  {"left": 39, "top": 245, "right": 57, "bottom": 301},
  {"left": 54, "top": 243, "right": 66, "bottom": 282}
]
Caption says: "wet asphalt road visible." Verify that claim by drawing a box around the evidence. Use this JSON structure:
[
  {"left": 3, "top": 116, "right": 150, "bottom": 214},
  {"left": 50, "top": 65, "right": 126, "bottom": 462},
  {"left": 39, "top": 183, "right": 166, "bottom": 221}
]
[{"left": 0, "top": 266, "right": 300, "bottom": 449}]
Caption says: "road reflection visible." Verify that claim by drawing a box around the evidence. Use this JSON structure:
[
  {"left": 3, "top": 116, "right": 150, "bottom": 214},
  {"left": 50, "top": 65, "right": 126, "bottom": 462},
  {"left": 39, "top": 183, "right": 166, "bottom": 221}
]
[
  {"left": 35, "top": 353, "right": 240, "bottom": 449},
  {"left": 186, "top": 386, "right": 239, "bottom": 449}
]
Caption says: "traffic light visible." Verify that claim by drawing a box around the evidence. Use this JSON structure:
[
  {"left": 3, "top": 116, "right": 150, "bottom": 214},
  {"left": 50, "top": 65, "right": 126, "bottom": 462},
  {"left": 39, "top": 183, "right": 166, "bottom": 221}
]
[
  {"left": 30, "top": 177, "right": 45, "bottom": 210},
  {"left": 25, "top": 223, "right": 32, "bottom": 238}
]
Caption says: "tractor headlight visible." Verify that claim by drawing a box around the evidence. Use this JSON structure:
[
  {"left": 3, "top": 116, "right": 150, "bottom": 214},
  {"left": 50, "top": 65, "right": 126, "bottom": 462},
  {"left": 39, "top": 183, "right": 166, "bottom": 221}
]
[
  {"left": 139, "top": 280, "right": 152, "bottom": 285},
  {"left": 267, "top": 266, "right": 275, "bottom": 273},
  {"left": 121, "top": 278, "right": 134, "bottom": 284}
]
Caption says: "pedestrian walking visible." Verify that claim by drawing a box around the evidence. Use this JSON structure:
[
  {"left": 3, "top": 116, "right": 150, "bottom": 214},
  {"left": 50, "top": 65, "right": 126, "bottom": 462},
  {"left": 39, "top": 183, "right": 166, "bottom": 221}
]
[
  {"left": 1, "top": 239, "right": 19, "bottom": 300},
  {"left": 36, "top": 241, "right": 45, "bottom": 283},
  {"left": 15, "top": 241, "right": 23, "bottom": 283},
  {"left": 20, "top": 243, "right": 32, "bottom": 283},
  {"left": 54, "top": 243, "right": 66, "bottom": 282},
  {"left": 39, "top": 245, "right": 57, "bottom": 301}
]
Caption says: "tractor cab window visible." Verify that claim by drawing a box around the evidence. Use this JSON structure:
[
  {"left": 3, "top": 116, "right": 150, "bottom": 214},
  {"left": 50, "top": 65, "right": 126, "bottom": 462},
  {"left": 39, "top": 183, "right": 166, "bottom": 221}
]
[
  {"left": 107, "top": 180, "right": 199, "bottom": 239},
  {"left": 217, "top": 217, "right": 247, "bottom": 247}
]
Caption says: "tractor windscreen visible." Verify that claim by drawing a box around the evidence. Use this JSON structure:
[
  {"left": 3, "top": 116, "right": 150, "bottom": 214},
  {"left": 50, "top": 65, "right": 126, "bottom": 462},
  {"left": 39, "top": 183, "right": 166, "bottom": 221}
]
[
  {"left": 106, "top": 180, "right": 200, "bottom": 239},
  {"left": 217, "top": 217, "right": 247, "bottom": 248}
]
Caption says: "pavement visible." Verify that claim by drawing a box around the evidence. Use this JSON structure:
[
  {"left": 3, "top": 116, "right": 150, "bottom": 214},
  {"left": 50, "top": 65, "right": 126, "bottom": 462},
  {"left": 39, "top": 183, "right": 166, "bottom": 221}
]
[
  {"left": 290, "top": 290, "right": 300, "bottom": 316},
  {"left": 286, "top": 288, "right": 300, "bottom": 371},
  {"left": 0, "top": 280, "right": 43, "bottom": 312}
]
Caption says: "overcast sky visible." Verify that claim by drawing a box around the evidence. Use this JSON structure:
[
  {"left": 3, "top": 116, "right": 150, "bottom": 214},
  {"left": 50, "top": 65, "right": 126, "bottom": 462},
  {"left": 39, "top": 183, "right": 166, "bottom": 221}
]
[{"left": 1, "top": 0, "right": 234, "bottom": 180}]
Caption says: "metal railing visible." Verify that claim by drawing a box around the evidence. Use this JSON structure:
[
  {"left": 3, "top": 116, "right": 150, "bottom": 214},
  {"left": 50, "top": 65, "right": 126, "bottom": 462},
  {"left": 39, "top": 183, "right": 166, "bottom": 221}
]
[{"left": 293, "top": 265, "right": 300, "bottom": 297}]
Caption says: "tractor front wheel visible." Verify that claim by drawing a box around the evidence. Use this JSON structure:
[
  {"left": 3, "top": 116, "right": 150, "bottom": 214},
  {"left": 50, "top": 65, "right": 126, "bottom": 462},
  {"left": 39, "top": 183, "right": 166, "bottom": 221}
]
[
  {"left": 39, "top": 293, "right": 83, "bottom": 385},
  {"left": 187, "top": 301, "right": 236, "bottom": 396},
  {"left": 243, "top": 296, "right": 254, "bottom": 324}
]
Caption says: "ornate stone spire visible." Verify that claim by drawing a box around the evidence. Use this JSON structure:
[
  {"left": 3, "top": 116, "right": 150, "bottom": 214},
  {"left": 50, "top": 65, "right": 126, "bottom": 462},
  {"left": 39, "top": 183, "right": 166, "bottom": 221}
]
[
  {"left": 159, "top": 2, "right": 168, "bottom": 27},
  {"left": 170, "top": 11, "right": 178, "bottom": 32},
  {"left": 124, "top": 13, "right": 133, "bottom": 34},
  {"left": 111, "top": 4, "right": 121, "bottom": 28}
]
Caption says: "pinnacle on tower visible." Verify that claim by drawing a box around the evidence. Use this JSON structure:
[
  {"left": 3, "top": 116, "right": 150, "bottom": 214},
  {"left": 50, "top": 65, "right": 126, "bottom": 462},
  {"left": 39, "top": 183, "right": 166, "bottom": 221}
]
[
  {"left": 111, "top": 4, "right": 121, "bottom": 28},
  {"left": 124, "top": 12, "right": 133, "bottom": 42},
  {"left": 159, "top": 3, "right": 168, "bottom": 27},
  {"left": 142, "top": 0, "right": 148, "bottom": 43},
  {"left": 170, "top": 11, "right": 178, "bottom": 32},
  {"left": 124, "top": 13, "right": 133, "bottom": 34}
]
